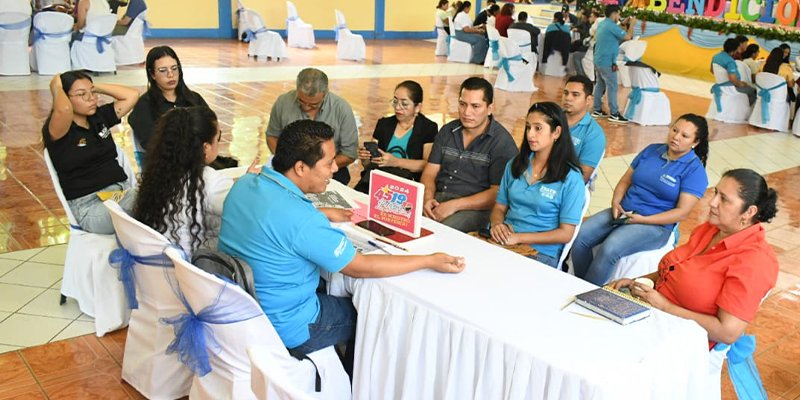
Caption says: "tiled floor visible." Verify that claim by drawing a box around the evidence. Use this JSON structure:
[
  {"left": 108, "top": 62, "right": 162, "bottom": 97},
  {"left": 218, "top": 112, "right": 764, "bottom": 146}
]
[{"left": 0, "top": 38, "right": 799, "bottom": 399}]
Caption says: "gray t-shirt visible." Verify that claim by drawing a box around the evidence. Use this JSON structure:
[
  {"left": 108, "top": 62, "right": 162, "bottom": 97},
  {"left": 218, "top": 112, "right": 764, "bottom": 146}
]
[
  {"left": 428, "top": 117, "right": 518, "bottom": 198},
  {"left": 266, "top": 90, "right": 358, "bottom": 159}
]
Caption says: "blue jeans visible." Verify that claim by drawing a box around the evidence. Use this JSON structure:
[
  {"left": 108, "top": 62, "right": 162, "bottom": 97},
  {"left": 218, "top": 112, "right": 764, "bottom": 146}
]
[
  {"left": 530, "top": 252, "right": 559, "bottom": 268},
  {"left": 593, "top": 65, "right": 619, "bottom": 115},
  {"left": 572, "top": 51, "right": 587, "bottom": 76},
  {"left": 571, "top": 208, "right": 672, "bottom": 286},
  {"left": 66, "top": 182, "right": 136, "bottom": 234},
  {"left": 291, "top": 294, "right": 356, "bottom": 355},
  {"left": 454, "top": 30, "right": 489, "bottom": 65}
]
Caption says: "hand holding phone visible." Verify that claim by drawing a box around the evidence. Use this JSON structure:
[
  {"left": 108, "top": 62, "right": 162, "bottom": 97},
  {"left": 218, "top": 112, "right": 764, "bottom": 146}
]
[
  {"left": 363, "top": 142, "right": 381, "bottom": 158},
  {"left": 611, "top": 212, "right": 634, "bottom": 226}
]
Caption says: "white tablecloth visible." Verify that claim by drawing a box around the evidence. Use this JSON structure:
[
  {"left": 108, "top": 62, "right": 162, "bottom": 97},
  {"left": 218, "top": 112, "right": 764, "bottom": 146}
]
[{"left": 328, "top": 182, "right": 711, "bottom": 400}]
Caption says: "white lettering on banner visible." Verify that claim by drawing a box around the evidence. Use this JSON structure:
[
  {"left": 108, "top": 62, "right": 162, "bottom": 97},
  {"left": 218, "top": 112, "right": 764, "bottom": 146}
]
[
  {"left": 540, "top": 186, "right": 557, "bottom": 200},
  {"left": 334, "top": 237, "right": 347, "bottom": 257},
  {"left": 660, "top": 174, "right": 677, "bottom": 187}
]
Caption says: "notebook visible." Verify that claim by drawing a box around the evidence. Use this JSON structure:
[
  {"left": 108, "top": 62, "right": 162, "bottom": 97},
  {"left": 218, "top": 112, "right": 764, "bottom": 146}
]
[{"left": 574, "top": 286, "right": 652, "bottom": 325}]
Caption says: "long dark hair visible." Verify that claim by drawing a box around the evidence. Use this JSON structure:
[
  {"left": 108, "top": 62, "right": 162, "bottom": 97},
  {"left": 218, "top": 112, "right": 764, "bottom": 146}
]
[
  {"left": 762, "top": 47, "right": 785, "bottom": 75},
  {"left": 511, "top": 102, "right": 580, "bottom": 183},
  {"left": 675, "top": 113, "right": 709, "bottom": 167},
  {"left": 133, "top": 106, "right": 219, "bottom": 252},
  {"left": 144, "top": 46, "right": 204, "bottom": 121}
]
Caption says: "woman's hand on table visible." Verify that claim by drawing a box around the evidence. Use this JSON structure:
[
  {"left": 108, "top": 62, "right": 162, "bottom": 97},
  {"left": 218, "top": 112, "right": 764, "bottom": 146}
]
[
  {"left": 630, "top": 281, "right": 671, "bottom": 311},
  {"left": 428, "top": 252, "right": 466, "bottom": 273},
  {"left": 490, "top": 223, "right": 516, "bottom": 245},
  {"left": 609, "top": 278, "right": 635, "bottom": 291},
  {"left": 320, "top": 207, "right": 353, "bottom": 223}
]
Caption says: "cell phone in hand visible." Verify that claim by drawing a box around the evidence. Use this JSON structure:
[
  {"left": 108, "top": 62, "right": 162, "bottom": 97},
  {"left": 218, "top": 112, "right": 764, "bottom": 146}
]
[
  {"left": 611, "top": 213, "right": 631, "bottom": 226},
  {"left": 363, "top": 142, "right": 381, "bottom": 158}
]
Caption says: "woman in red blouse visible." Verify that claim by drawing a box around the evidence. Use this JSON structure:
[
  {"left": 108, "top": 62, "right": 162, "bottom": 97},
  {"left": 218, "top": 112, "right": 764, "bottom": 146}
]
[
  {"left": 495, "top": 3, "right": 514, "bottom": 37},
  {"left": 612, "top": 168, "right": 779, "bottom": 347}
]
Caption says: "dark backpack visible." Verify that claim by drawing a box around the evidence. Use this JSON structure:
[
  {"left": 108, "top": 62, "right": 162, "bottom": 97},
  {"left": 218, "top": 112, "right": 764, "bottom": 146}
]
[{"left": 191, "top": 249, "right": 258, "bottom": 301}]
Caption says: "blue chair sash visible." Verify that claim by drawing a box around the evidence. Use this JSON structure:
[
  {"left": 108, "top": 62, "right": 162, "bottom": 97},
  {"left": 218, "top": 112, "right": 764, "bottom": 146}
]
[
  {"left": 713, "top": 335, "right": 768, "bottom": 400},
  {"left": 625, "top": 87, "right": 660, "bottom": 120},
  {"left": 334, "top": 23, "right": 346, "bottom": 41},
  {"left": 243, "top": 27, "right": 267, "bottom": 43},
  {"left": 83, "top": 31, "right": 112, "bottom": 53},
  {"left": 755, "top": 81, "right": 786, "bottom": 124},
  {"left": 108, "top": 239, "right": 177, "bottom": 309},
  {"left": 0, "top": 17, "right": 31, "bottom": 30},
  {"left": 498, "top": 54, "right": 524, "bottom": 82},
  {"left": 710, "top": 81, "right": 735, "bottom": 113},
  {"left": 138, "top": 16, "right": 151, "bottom": 37},
  {"left": 446, "top": 34, "right": 450, "bottom": 56},
  {"left": 161, "top": 283, "right": 263, "bottom": 377},
  {"left": 489, "top": 39, "right": 499, "bottom": 61},
  {"left": 32, "top": 27, "right": 72, "bottom": 44}
]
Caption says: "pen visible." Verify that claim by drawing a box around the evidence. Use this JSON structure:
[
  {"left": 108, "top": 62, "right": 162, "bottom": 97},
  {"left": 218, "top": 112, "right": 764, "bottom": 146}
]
[
  {"left": 367, "top": 240, "right": 391, "bottom": 254},
  {"left": 374, "top": 236, "right": 408, "bottom": 252}
]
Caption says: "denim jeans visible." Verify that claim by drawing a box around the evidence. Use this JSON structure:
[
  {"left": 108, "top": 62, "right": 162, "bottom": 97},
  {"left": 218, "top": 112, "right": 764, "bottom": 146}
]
[
  {"left": 571, "top": 208, "right": 672, "bottom": 286},
  {"left": 572, "top": 51, "right": 587, "bottom": 76},
  {"left": 66, "top": 182, "right": 136, "bottom": 234},
  {"left": 435, "top": 192, "right": 491, "bottom": 233},
  {"left": 291, "top": 293, "right": 356, "bottom": 357},
  {"left": 454, "top": 30, "right": 489, "bottom": 65},
  {"left": 530, "top": 252, "right": 559, "bottom": 268},
  {"left": 593, "top": 65, "right": 619, "bottom": 115}
]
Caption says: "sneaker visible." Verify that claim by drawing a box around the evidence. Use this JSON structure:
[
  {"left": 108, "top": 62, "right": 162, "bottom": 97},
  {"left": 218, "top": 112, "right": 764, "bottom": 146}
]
[
  {"left": 591, "top": 110, "right": 609, "bottom": 119},
  {"left": 609, "top": 113, "right": 629, "bottom": 124}
]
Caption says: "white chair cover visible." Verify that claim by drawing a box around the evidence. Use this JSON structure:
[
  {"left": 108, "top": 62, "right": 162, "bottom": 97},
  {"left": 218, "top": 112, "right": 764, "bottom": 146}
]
[
  {"left": 617, "top": 56, "right": 631, "bottom": 88},
  {"left": 559, "top": 186, "right": 591, "bottom": 270},
  {"left": 446, "top": 17, "right": 471, "bottom": 64},
  {"left": 748, "top": 72, "right": 790, "bottom": 132},
  {"left": 623, "top": 66, "right": 672, "bottom": 126},
  {"left": 70, "top": 13, "right": 117, "bottom": 72},
  {"left": 103, "top": 201, "right": 193, "bottom": 399},
  {"left": 249, "top": 347, "right": 316, "bottom": 400},
  {"left": 286, "top": 1, "right": 314, "bottom": 49},
  {"left": 495, "top": 36, "right": 536, "bottom": 93},
  {"left": 43, "top": 147, "right": 133, "bottom": 336},
  {"left": 0, "top": 12, "right": 31, "bottom": 75},
  {"left": 236, "top": 0, "right": 252, "bottom": 41},
  {"left": 29, "top": 11, "right": 72, "bottom": 75},
  {"left": 736, "top": 60, "right": 753, "bottom": 85},
  {"left": 483, "top": 25, "right": 500, "bottom": 69},
  {"left": 506, "top": 28, "right": 534, "bottom": 65},
  {"left": 434, "top": 16, "right": 447, "bottom": 56},
  {"left": 334, "top": 9, "right": 365, "bottom": 61},
  {"left": 111, "top": 11, "right": 146, "bottom": 66},
  {"left": 583, "top": 46, "right": 595, "bottom": 81},
  {"left": 791, "top": 108, "right": 800, "bottom": 137},
  {"left": 706, "top": 64, "right": 752, "bottom": 123},
  {"left": 245, "top": 9, "right": 288, "bottom": 61},
  {"left": 608, "top": 229, "right": 676, "bottom": 282},
  {"left": 543, "top": 51, "right": 566, "bottom": 77},
  {"left": 164, "top": 248, "right": 352, "bottom": 400}
]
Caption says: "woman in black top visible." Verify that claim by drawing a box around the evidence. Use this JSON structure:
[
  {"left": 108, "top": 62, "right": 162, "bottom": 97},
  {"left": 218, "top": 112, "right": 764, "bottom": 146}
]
[
  {"left": 43, "top": 71, "right": 139, "bottom": 234},
  {"left": 354, "top": 80, "right": 438, "bottom": 193}
]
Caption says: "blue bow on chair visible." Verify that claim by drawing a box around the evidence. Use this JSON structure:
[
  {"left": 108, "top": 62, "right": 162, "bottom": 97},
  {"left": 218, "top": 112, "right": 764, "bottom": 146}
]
[
  {"left": 498, "top": 54, "right": 524, "bottom": 82},
  {"left": 625, "top": 86, "right": 660, "bottom": 120},
  {"left": 446, "top": 35, "right": 451, "bottom": 56},
  {"left": 334, "top": 23, "right": 347, "bottom": 41},
  {"left": 710, "top": 81, "right": 735, "bottom": 113},
  {"left": 755, "top": 81, "right": 786, "bottom": 124},
  {"left": 32, "top": 27, "right": 72, "bottom": 44},
  {"left": 243, "top": 27, "right": 267, "bottom": 43},
  {"left": 139, "top": 17, "right": 151, "bottom": 37},
  {"left": 713, "top": 335, "right": 768, "bottom": 400},
  {"left": 161, "top": 284, "right": 263, "bottom": 377},
  {"left": 0, "top": 17, "right": 31, "bottom": 31},
  {"left": 489, "top": 39, "right": 500, "bottom": 62},
  {"left": 108, "top": 240, "right": 176, "bottom": 309},
  {"left": 84, "top": 31, "right": 112, "bottom": 53}
]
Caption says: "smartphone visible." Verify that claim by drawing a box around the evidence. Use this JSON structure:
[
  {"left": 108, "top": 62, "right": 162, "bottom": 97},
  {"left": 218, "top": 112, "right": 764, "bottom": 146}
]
[
  {"left": 479, "top": 224, "right": 492, "bottom": 239},
  {"left": 611, "top": 214, "right": 632, "bottom": 226},
  {"left": 357, "top": 220, "right": 395, "bottom": 237},
  {"left": 363, "top": 142, "right": 381, "bottom": 158}
]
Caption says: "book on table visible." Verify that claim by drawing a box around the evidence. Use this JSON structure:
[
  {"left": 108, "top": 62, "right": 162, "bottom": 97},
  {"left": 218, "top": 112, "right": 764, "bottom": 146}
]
[{"left": 574, "top": 286, "right": 652, "bottom": 325}]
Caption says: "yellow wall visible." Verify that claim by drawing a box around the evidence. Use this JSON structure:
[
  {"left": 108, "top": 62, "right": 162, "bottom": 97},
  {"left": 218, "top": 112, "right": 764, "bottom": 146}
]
[
  {"left": 149, "top": 0, "right": 219, "bottom": 29},
  {"left": 385, "top": 0, "right": 476, "bottom": 32},
  {"left": 234, "top": 0, "right": 374, "bottom": 31}
]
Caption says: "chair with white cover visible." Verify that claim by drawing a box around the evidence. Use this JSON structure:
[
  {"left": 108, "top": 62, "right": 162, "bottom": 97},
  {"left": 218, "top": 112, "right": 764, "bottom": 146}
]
[
  {"left": 736, "top": 60, "right": 753, "bottom": 85},
  {"left": 446, "top": 17, "right": 471, "bottom": 64},
  {"left": 506, "top": 28, "right": 534, "bottom": 65},
  {"left": 0, "top": 12, "right": 31, "bottom": 75},
  {"left": 748, "top": 72, "right": 790, "bottom": 132},
  {"left": 111, "top": 11, "right": 146, "bottom": 66},
  {"left": 583, "top": 46, "right": 595, "bottom": 81},
  {"left": 43, "top": 147, "right": 133, "bottom": 336},
  {"left": 285, "top": 1, "right": 314, "bottom": 49},
  {"left": 236, "top": 0, "right": 252, "bottom": 41},
  {"left": 249, "top": 347, "right": 316, "bottom": 400},
  {"left": 706, "top": 64, "right": 752, "bottom": 123},
  {"left": 623, "top": 66, "right": 671, "bottom": 126},
  {"left": 29, "top": 11, "right": 73, "bottom": 75},
  {"left": 71, "top": 13, "right": 117, "bottom": 73},
  {"left": 543, "top": 51, "right": 566, "bottom": 76},
  {"left": 607, "top": 227, "right": 677, "bottom": 282},
  {"left": 103, "top": 201, "right": 193, "bottom": 399},
  {"left": 559, "top": 185, "right": 591, "bottom": 271},
  {"left": 164, "top": 248, "right": 352, "bottom": 400},
  {"left": 245, "top": 10, "right": 288, "bottom": 61},
  {"left": 495, "top": 37, "right": 536, "bottom": 93},
  {"left": 792, "top": 110, "right": 800, "bottom": 137},
  {"left": 483, "top": 25, "right": 501, "bottom": 69},
  {"left": 434, "top": 16, "right": 448, "bottom": 56},
  {"left": 334, "top": 10, "right": 365, "bottom": 62}
]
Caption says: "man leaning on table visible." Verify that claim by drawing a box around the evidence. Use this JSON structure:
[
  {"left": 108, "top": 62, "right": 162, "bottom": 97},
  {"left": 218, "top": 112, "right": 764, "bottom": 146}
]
[
  {"left": 218, "top": 119, "right": 465, "bottom": 371},
  {"left": 421, "top": 77, "right": 518, "bottom": 233}
]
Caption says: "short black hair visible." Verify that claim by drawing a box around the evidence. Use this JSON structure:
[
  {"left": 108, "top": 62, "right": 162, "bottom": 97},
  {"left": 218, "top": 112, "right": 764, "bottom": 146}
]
[
  {"left": 723, "top": 38, "right": 739, "bottom": 53},
  {"left": 565, "top": 75, "right": 593, "bottom": 97},
  {"left": 735, "top": 35, "right": 748, "bottom": 44},
  {"left": 517, "top": 11, "right": 528, "bottom": 20},
  {"left": 272, "top": 120, "right": 334, "bottom": 173},
  {"left": 604, "top": 4, "right": 620, "bottom": 17},
  {"left": 460, "top": 77, "right": 493, "bottom": 104}
]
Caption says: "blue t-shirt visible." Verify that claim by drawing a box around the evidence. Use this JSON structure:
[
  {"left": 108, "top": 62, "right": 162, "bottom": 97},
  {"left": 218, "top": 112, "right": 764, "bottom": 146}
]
[
  {"left": 620, "top": 144, "right": 708, "bottom": 229},
  {"left": 593, "top": 18, "right": 626, "bottom": 67},
  {"left": 711, "top": 51, "right": 740, "bottom": 80},
  {"left": 218, "top": 167, "right": 357, "bottom": 348},
  {"left": 546, "top": 23, "right": 570, "bottom": 34},
  {"left": 124, "top": 0, "right": 147, "bottom": 19},
  {"left": 496, "top": 155, "right": 586, "bottom": 259},
  {"left": 570, "top": 113, "right": 606, "bottom": 169},
  {"left": 386, "top": 128, "right": 412, "bottom": 159}
]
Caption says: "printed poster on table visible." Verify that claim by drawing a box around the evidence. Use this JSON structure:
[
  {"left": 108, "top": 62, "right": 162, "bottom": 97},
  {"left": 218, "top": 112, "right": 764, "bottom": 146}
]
[{"left": 368, "top": 169, "right": 424, "bottom": 238}]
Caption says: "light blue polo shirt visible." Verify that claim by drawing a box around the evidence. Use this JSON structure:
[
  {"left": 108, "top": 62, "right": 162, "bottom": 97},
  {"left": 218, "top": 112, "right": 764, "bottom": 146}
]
[
  {"left": 593, "top": 18, "right": 626, "bottom": 67},
  {"left": 621, "top": 143, "right": 708, "bottom": 229},
  {"left": 546, "top": 23, "right": 570, "bottom": 33},
  {"left": 218, "top": 167, "right": 357, "bottom": 348},
  {"left": 711, "top": 51, "right": 740, "bottom": 80},
  {"left": 496, "top": 155, "right": 586, "bottom": 260},
  {"left": 570, "top": 112, "right": 606, "bottom": 169}
]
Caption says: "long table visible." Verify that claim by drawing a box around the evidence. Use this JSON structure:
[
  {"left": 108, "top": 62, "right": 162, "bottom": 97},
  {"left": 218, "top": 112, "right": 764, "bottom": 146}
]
[{"left": 329, "top": 182, "right": 710, "bottom": 400}]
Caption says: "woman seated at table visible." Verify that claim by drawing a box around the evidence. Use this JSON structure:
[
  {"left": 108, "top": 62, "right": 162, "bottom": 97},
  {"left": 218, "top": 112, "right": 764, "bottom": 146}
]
[
  {"left": 741, "top": 44, "right": 760, "bottom": 81},
  {"left": 572, "top": 114, "right": 710, "bottom": 285},
  {"left": 354, "top": 81, "right": 438, "bottom": 193},
  {"left": 489, "top": 102, "right": 586, "bottom": 268},
  {"left": 133, "top": 106, "right": 238, "bottom": 255},
  {"left": 545, "top": 12, "right": 570, "bottom": 34},
  {"left": 43, "top": 71, "right": 138, "bottom": 234},
  {"left": 453, "top": 1, "right": 488, "bottom": 65},
  {"left": 612, "top": 168, "right": 779, "bottom": 348},
  {"left": 760, "top": 47, "right": 795, "bottom": 103}
]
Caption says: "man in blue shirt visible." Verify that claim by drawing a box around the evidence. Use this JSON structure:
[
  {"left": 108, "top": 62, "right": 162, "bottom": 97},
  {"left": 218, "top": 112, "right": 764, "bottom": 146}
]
[
  {"left": 561, "top": 75, "right": 606, "bottom": 183},
  {"left": 591, "top": 5, "right": 635, "bottom": 124},
  {"left": 711, "top": 38, "right": 756, "bottom": 105},
  {"left": 112, "top": 0, "right": 147, "bottom": 35},
  {"left": 219, "top": 120, "right": 465, "bottom": 368}
]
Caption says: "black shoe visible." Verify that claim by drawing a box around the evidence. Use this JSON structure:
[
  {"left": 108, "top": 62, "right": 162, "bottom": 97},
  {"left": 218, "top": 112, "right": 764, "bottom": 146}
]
[
  {"left": 591, "top": 110, "right": 609, "bottom": 119},
  {"left": 609, "top": 113, "right": 629, "bottom": 124}
]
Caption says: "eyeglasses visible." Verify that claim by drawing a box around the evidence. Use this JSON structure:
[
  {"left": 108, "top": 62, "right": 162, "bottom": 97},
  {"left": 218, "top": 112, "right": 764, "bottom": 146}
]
[
  {"left": 68, "top": 90, "right": 97, "bottom": 102},
  {"left": 296, "top": 96, "right": 324, "bottom": 110},
  {"left": 155, "top": 65, "right": 180, "bottom": 76},
  {"left": 390, "top": 99, "right": 414, "bottom": 110}
]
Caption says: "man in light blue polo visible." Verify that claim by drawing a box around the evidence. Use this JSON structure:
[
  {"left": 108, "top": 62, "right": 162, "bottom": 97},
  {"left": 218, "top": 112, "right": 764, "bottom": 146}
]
[
  {"left": 219, "top": 120, "right": 465, "bottom": 369},
  {"left": 591, "top": 5, "right": 635, "bottom": 124},
  {"left": 711, "top": 38, "right": 756, "bottom": 105},
  {"left": 562, "top": 75, "right": 606, "bottom": 183}
]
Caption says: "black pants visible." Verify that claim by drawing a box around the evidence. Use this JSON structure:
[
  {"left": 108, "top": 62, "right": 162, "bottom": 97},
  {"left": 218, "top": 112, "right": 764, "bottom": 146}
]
[{"left": 333, "top": 167, "right": 350, "bottom": 185}]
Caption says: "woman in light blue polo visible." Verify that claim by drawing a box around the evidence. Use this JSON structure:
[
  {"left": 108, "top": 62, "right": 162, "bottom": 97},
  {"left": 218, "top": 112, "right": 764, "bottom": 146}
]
[
  {"left": 545, "top": 12, "right": 570, "bottom": 33},
  {"left": 572, "top": 113, "right": 710, "bottom": 286},
  {"left": 489, "top": 102, "right": 586, "bottom": 268}
]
